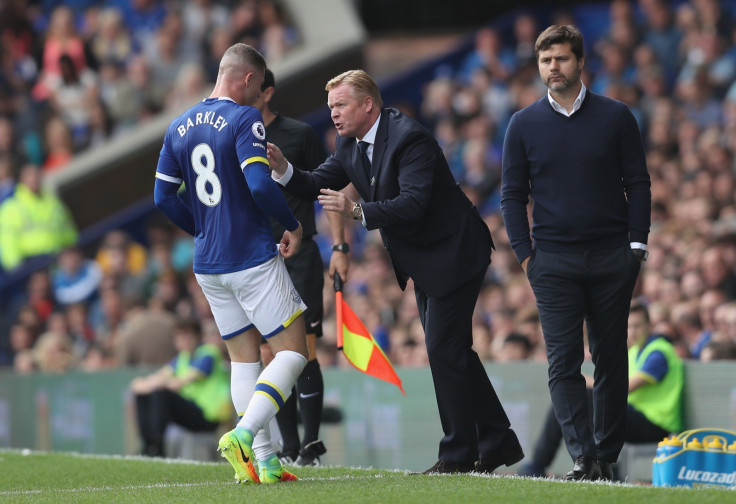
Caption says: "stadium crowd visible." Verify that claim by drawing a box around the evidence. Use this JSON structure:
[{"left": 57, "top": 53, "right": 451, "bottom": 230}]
[
  {"left": 0, "top": 0, "right": 297, "bottom": 173},
  {"left": 3, "top": 0, "right": 736, "bottom": 375}
]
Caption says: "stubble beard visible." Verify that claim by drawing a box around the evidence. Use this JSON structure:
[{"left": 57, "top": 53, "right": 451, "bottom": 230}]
[{"left": 546, "top": 75, "right": 572, "bottom": 92}]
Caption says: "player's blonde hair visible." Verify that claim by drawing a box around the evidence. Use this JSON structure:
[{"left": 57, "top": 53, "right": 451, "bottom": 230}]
[{"left": 325, "top": 70, "right": 383, "bottom": 107}]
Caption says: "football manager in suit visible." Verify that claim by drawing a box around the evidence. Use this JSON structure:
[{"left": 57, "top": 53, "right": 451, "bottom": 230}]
[{"left": 268, "top": 69, "right": 523, "bottom": 474}]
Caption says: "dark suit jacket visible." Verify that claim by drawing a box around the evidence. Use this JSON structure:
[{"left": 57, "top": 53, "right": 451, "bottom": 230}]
[{"left": 284, "top": 108, "right": 493, "bottom": 297}]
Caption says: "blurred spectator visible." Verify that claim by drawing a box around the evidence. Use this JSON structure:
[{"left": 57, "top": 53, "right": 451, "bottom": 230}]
[
  {"left": 230, "top": 0, "right": 262, "bottom": 47},
  {"left": 41, "top": 115, "right": 74, "bottom": 171},
  {"left": 456, "top": 27, "right": 514, "bottom": 86},
  {"left": 85, "top": 99, "right": 114, "bottom": 148},
  {"left": 203, "top": 25, "right": 234, "bottom": 83},
  {"left": 0, "top": 164, "right": 77, "bottom": 271},
  {"left": 52, "top": 246, "right": 102, "bottom": 307},
  {"left": 78, "top": 341, "right": 116, "bottom": 371},
  {"left": 0, "top": 323, "right": 36, "bottom": 367},
  {"left": 95, "top": 229, "right": 147, "bottom": 294},
  {"left": 114, "top": 296, "right": 177, "bottom": 367},
  {"left": 33, "top": 329, "right": 75, "bottom": 373},
  {"left": 89, "top": 7, "right": 134, "bottom": 67},
  {"left": 144, "top": 11, "right": 198, "bottom": 111},
  {"left": 640, "top": 0, "right": 682, "bottom": 85},
  {"left": 130, "top": 317, "right": 231, "bottom": 457},
  {"left": 590, "top": 40, "right": 636, "bottom": 95},
  {"left": 181, "top": 0, "right": 230, "bottom": 50},
  {"left": 700, "top": 339, "right": 736, "bottom": 361},
  {"left": 257, "top": 0, "right": 298, "bottom": 62},
  {"left": 510, "top": 12, "right": 539, "bottom": 69},
  {"left": 0, "top": 0, "right": 39, "bottom": 88},
  {"left": 122, "top": 54, "right": 161, "bottom": 121},
  {"left": 495, "top": 332, "right": 532, "bottom": 362},
  {"left": 0, "top": 117, "right": 28, "bottom": 171},
  {"left": 47, "top": 53, "right": 99, "bottom": 150},
  {"left": 32, "top": 5, "right": 89, "bottom": 102},
  {"left": 701, "top": 245, "right": 736, "bottom": 299},
  {"left": 165, "top": 62, "right": 207, "bottom": 111},
  {"left": 89, "top": 284, "right": 124, "bottom": 353},
  {"left": 0, "top": 155, "right": 17, "bottom": 204},
  {"left": 109, "top": 0, "right": 168, "bottom": 53},
  {"left": 65, "top": 301, "right": 95, "bottom": 359}
]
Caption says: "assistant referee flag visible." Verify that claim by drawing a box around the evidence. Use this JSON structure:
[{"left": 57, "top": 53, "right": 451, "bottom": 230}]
[{"left": 334, "top": 274, "right": 405, "bottom": 395}]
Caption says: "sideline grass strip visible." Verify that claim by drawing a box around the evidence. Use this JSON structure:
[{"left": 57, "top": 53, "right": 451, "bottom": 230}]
[{"left": 1, "top": 450, "right": 733, "bottom": 504}]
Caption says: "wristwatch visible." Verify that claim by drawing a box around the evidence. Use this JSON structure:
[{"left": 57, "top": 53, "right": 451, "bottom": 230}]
[
  {"left": 351, "top": 202, "right": 363, "bottom": 221},
  {"left": 631, "top": 248, "right": 648, "bottom": 262},
  {"left": 332, "top": 243, "right": 350, "bottom": 253}
]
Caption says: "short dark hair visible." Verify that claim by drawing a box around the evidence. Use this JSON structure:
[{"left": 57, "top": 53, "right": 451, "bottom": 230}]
[
  {"left": 262, "top": 68, "right": 275, "bottom": 92},
  {"left": 702, "top": 340, "right": 736, "bottom": 360},
  {"left": 629, "top": 301, "right": 650, "bottom": 323},
  {"left": 174, "top": 318, "right": 201, "bottom": 338},
  {"left": 534, "top": 25, "right": 584, "bottom": 61},
  {"left": 503, "top": 332, "right": 532, "bottom": 353}
]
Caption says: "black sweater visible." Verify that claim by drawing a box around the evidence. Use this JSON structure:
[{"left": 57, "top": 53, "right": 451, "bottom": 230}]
[{"left": 500, "top": 92, "right": 651, "bottom": 263}]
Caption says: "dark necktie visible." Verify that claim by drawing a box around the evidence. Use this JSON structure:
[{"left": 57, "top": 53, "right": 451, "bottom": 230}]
[{"left": 358, "top": 141, "right": 372, "bottom": 177}]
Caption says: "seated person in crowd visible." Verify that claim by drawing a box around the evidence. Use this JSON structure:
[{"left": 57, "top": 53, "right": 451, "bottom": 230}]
[
  {"left": 518, "top": 302, "right": 684, "bottom": 478},
  {"left": 130, "top": 318, "right": 231, "bottom": 457}
]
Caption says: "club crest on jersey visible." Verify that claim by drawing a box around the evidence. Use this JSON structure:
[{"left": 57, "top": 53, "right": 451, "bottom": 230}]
[
  {"left": 291, "top": 288, "right": 302, "bottom": 304},
  {"left": 252, "top": 121, "right": 266, "bottom": 140}
]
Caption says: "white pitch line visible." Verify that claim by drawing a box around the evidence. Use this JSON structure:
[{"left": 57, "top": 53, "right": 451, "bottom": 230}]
[{"left": 0, "top": 475, "right": 385, "bottom": 497}]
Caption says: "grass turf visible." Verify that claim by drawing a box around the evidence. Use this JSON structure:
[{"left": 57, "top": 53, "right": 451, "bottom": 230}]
[{"left": 1, "top": 450, "right": 733, "bottom": 504}]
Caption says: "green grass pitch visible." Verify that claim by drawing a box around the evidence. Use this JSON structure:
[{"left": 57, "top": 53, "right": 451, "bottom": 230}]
[{"left": 0, "top": 450, "right": 733, "bottom": 504}]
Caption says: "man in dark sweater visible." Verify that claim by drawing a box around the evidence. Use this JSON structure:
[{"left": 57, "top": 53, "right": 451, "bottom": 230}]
[{"left": 501, "top": 25, "right": 651, "bottom": 482}]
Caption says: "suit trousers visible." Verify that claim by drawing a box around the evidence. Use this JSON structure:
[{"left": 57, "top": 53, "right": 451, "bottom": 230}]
[
  {"left": 416, "top": 269, "right": 516, "bottom": 463},
  {"left": 526, "top": 246, "right": 641, "bottom": 463},
  {"left": 532, "top": 388, "right": 670, "bottom": 468}
]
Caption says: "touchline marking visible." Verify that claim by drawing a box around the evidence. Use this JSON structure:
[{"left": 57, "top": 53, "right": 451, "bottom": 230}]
[
  {"left": 0, "top": 475, "right": 382, "bottom": 496},
  {"left": 0, "top": 481, "right": 230, "bottom": 496}
]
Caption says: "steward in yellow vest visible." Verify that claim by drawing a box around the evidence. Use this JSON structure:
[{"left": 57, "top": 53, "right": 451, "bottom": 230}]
[
  {"left": 0, "top": 165, "right": 77, "bottom": 270},
  {"left": 130, "top": 318, "right": 231, "bottom": 457}
]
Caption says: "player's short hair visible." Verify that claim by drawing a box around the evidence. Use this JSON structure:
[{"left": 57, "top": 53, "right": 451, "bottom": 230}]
[
  {"left": 534, "top": 25, "right": 584, "bottom": 61},
  {"left": 325, "top": 69, "right": 383, "bottom": 108},
  {"left": 221, "top": 43, "right": 266, "bottom": 75},
  {"left": 262, "top": 68, "right": 275, "bottom": 92}
]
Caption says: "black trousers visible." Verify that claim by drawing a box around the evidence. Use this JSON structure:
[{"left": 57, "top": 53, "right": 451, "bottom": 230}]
[
  {"left": 531, "top": 388, "right": 670, "bottom": 468},
  {"left": 416, "top": 270, "right": 519, "bottom": 463},
  {"left": 135, "top": 389, "right": 219, "bottom": 457},
  {"left": 527, "top": 246, "right": 640, "bottom": 463}
]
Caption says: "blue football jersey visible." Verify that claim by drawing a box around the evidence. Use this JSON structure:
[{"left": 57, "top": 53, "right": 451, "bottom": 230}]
[{"left": 156, "top": 97, "right": 279, "bottom": 274}]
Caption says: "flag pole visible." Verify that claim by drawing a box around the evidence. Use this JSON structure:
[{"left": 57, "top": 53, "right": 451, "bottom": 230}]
[{"left": 334, "top": 272, "right": 344, "bottom": 350}]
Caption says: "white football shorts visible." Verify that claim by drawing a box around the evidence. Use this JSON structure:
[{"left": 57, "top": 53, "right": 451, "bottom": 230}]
[{"left": 195, "top": 254, "right": 306, "bottom": 340}]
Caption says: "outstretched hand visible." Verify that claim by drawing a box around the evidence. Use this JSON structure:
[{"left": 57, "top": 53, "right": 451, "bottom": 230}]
[
  {"left": 318, "top": 188, "right": 355, "bottom": 219},
  {"left": 267, "top": 142, "right": 288, "bottom": 177}
]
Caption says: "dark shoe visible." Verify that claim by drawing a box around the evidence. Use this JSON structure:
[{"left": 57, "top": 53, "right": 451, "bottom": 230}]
[
  {"left": 564, "top": 455, "right": 601, "bottom": 481},
  {"left": 423, "top": 460, "right": 475, "bottom": 474},
  {"left": 597, "top": 460, "right": 614, "bottom": 481},
  {"left": 516, "top": 461, "right": 546, "bottom": 478},
  {"left": 475, "top": 442, "right": 525, "bottom": 474},
  {"left": 294, "top": 440, "right": 327, "bottom": 466},
  {"left": 277, "top": 451, "right": 297, "bottom": 465}
]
